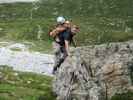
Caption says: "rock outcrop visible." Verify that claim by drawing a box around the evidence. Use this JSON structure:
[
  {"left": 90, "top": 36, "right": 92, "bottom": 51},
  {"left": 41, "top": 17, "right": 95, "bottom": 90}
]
[{"left": 53, "top": 41, "right": 133, "bottom": 100}]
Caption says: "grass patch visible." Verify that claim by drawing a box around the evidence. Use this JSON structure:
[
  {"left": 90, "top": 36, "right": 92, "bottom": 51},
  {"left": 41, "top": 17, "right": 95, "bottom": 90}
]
[
  {"left": 0, "top": 65, "right": 56, "bottom": 100},
  {"left": 27, "top": 40, "right": 53, "bottom": 53},
  {"left": 111, "top": 92, "right": 133, "bottom": 100}
]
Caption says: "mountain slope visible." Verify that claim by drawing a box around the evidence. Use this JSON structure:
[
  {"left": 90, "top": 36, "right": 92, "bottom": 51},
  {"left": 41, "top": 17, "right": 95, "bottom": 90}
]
[{"left": 0, "top": 0, "right": 133, "bottom": 45}]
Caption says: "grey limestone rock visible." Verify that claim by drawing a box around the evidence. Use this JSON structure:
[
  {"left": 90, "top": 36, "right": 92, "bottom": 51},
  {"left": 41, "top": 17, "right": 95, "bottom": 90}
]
[{"left": 53, "top": 41, "right": 133, "bottom": 100}]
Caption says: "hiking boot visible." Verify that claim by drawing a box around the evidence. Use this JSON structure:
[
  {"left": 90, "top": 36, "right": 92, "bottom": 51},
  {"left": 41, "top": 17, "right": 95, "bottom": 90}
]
[
  {"left": 52, "top": 70, "right": 56, "bottom": 75},
  {"left": 52, "top": 67, "right": 58, "bottom": 74}
]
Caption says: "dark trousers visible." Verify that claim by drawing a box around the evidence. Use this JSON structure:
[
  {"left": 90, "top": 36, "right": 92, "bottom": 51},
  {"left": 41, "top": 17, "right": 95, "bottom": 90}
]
[{"left": 53, "top": 42, "right": 68, "bottom": 73}]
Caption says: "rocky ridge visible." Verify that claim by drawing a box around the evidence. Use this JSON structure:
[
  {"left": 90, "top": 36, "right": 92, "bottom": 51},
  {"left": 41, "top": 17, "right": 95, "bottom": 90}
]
[{"left": 53, "top": 41, "right": 133, "bottom": 100}]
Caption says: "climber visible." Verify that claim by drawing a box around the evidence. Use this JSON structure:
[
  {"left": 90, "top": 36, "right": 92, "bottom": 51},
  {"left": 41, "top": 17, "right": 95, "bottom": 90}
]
[{"left": 49, "top": 16, "right": 79, "bottom": 74}]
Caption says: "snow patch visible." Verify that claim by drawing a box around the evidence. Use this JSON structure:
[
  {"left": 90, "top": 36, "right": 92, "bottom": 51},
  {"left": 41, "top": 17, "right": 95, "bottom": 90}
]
[
  {"left": 0, "top": 0, "right": 39, "bottom": 4},
  {"left": 0, "top": 42, "right": 54, "bottom": 76}
]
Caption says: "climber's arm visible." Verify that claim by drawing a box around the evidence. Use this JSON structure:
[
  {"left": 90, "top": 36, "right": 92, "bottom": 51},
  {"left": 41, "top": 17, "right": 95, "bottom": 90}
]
[
  {"left": 65, "top": 40, "right": 69, "bottom": 56},
  {"left": 56, "top": 26, "right": 66, "bottom": 32},
  {"left": 49, "top": 26, "right": 66, "bottom": 37}
]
